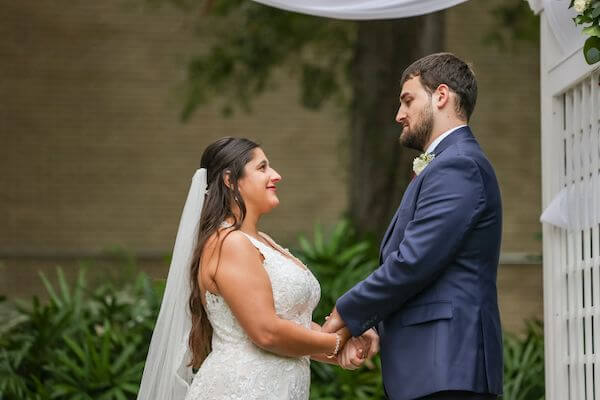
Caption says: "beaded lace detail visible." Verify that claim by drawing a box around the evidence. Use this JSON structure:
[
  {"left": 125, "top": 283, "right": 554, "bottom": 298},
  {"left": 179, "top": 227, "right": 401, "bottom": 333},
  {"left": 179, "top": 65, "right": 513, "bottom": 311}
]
[{"left": 184, "top": 231, "right": 321, "bottom": 400}]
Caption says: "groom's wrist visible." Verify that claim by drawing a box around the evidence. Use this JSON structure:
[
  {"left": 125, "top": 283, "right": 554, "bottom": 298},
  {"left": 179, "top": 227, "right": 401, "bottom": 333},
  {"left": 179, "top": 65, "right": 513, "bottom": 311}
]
[{"left": 336, "top": 297, "right": 377, "bottom": 337}]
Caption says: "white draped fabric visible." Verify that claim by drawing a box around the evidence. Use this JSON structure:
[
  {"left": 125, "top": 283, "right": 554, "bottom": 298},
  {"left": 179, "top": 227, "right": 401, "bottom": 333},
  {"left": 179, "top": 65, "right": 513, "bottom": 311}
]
[
  {"left": 542, "top": 0, "right": 585, "bottom": 55},
  {"left": 540, "top": 178, "right": 600, "bottom": 231},
  {"left": 251, "top": 0, "right": 469, "bottom": 20},
  {"left": 137, "top": 169, "right": 207, "bottom": 400},
  {"left": 533, "top": 0, "right": 594, "bottom": 232}
]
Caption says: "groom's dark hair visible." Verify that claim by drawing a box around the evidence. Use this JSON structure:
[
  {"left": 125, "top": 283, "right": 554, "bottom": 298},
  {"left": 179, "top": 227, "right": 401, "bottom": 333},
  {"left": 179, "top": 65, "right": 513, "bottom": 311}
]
[{"left": 400, "top": 53, "right": 477, "bottom": 122}]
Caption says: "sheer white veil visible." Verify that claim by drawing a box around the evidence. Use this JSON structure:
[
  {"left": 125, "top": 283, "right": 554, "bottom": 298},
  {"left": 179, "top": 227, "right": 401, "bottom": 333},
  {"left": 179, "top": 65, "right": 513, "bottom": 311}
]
[{"left": 137, "top": 168, "right": 207, "bottom": 400}]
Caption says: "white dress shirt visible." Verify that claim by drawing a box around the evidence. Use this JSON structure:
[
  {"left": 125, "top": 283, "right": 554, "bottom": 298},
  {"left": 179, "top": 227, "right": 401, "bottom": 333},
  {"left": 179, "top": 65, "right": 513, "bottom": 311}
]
[{"left": 425, "top": 124, "right": 467, "bottom": 154}]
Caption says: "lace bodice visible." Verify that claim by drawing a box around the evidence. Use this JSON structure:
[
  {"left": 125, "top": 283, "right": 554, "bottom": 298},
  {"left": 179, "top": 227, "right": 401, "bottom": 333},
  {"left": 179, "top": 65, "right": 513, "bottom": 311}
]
[{"left": 184, "top": 231, "right": 321, "bottom": 400}]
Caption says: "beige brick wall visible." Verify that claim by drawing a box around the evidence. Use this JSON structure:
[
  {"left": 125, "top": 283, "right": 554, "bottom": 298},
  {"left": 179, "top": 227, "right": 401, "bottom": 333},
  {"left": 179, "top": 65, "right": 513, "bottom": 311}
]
[
  {"left": 0, "top": 0, "right": 543, "bottom": 332},
  {"left": 446, "top": 0, "right": 542, "bottom": 254},
  {"left": 0, "top": 0, "right": 347, "bottom": 252}
]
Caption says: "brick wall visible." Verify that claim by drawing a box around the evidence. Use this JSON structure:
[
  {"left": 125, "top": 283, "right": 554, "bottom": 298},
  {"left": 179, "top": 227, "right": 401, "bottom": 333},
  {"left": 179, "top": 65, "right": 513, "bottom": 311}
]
[
  {"left": 446, "top": 0, "right": 542, "bottom": 254},
  {"left": 0, "top": 0, "right": 348, "bottom": 251},
  {"left": 0, "top": 0, "right": 543, "bottom": 332}
]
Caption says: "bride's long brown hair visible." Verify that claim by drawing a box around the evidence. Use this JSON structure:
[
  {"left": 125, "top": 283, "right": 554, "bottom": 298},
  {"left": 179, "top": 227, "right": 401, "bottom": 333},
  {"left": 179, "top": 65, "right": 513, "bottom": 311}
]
[{"left": 188, "top": 137, "right": 260, "bottom": 369}]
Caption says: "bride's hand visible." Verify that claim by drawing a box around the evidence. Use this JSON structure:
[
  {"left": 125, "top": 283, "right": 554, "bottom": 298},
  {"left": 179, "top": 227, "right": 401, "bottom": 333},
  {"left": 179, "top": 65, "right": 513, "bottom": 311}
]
[
  {"left": 337, "top": 337, "right": 369, "bottom": 370},
  {"left": 336, "top": 326, "right": 352, "bottom": 348}
]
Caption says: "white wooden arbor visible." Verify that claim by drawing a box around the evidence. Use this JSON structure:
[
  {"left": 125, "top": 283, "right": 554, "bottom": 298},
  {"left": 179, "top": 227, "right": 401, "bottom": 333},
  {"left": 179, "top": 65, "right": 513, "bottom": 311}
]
[{"left": 529, "top": 0, "right": 600, "bottom": 398}]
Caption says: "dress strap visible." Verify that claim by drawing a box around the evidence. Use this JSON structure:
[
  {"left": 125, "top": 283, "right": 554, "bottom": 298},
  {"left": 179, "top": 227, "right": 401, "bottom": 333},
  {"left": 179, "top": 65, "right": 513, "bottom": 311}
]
[{"left": 238, "top": 231, "right": 272, "bottom": 259}]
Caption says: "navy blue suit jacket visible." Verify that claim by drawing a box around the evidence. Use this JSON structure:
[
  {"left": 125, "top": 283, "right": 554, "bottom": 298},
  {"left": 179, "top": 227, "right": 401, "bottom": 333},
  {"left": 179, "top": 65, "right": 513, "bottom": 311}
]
[{"left": 337, "top": 127, "right": 503, "bottom": 400}]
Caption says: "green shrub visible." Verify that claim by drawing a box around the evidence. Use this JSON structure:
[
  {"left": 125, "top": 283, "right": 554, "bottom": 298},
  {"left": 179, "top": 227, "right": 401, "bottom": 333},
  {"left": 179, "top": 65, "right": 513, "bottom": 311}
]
[
  {"left": 295, "top": 219, "right": 380, "bottom": 325},
  {"left": 296, "top": 220, "right": 546, "bottom": 400},
  {"left": 0, "top": 220, "right": 545, "bottom": 400},
  {"left": 503, "top": 320, "right": 545, "bottom": 400},
  {"left": 295, "top": 220, "right": 386, "bottom": 399},
  {"left": 0, "top": 268, "right": 162, "bottom": 400}
]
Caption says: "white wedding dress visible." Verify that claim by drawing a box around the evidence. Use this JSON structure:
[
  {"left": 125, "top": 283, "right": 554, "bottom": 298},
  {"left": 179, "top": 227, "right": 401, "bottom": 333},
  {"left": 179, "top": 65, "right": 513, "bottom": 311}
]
[{"left": 184, "top": 232, "right": 321, "bottom": 400}]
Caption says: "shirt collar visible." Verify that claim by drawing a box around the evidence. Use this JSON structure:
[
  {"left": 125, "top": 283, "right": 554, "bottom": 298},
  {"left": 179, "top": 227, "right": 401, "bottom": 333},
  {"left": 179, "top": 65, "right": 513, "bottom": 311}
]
[{"left": 425, "top": 124, "right": 467, "bottom": 154}]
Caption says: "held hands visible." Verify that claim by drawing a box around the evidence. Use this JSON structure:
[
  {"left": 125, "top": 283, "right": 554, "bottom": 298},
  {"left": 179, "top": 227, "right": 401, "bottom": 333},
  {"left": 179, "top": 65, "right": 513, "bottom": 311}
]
[
  {"left": 337, "top": 336, "right": 368, "bottom": 370},
  {"left": 337, "top": 328, "right": 380, "bottom": 370},
  {"left": 323, "top": 307, "right": 380, "bottom": 370}
]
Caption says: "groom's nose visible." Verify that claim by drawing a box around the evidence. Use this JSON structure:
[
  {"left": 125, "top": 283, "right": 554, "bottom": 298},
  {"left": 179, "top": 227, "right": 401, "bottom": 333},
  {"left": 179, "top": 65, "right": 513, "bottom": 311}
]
[{"left": 395, "top": 108, "right": 405, "bottom": 124}]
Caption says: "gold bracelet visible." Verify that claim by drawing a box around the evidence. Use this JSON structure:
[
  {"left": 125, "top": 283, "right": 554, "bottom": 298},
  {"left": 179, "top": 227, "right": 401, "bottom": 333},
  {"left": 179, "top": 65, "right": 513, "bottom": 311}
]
[{"left": 325, "top": 333, "right": 341, "bottom": 359}]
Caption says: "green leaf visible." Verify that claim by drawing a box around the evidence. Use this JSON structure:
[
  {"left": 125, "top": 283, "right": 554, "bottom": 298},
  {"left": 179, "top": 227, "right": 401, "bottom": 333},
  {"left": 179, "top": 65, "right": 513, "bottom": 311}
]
[
  {"left": 120, "top": 382, "right": 140, "bottom": 394},
  {"left": 111, "top": 344, "right": 136, "bottom": 374},
  {"left": 584, "top": 36, "right": 600, "bottom": 64},
  {"left": 583, "top": 24, "right": 600, "bottom": 37},
  {"left": 313, "top": 224, "right": 325, "bottom": 255},
  {"left": 114, "top": 389, "right": 128, "bottom": 400},
  {"left": 575, "top": 14, "right": 594, "bottom": 24},
  {"left": 57, "top": 268, "right": 72, "bottom": 305},
  {"left": 297, "top": 236, "right": 315, "bottom": 259},
  {"left": 39, "top": 272, "right": 61, "bottom": 308},
  {"left": 592, "top": 2, "right": 600, "bottom": 18},
  {"left": 63, "top": 336, "right": 87, "bottom": 365},
  {"left": 337, "top": 242, "right": 371, "bottom": 265},
  {"left": 51, "top": 383, "right": 78, "bottom": 397}
]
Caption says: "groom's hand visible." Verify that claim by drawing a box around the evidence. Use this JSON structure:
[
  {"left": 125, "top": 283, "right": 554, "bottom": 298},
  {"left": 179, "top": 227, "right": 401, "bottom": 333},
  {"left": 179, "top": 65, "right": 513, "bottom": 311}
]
[
  {"left": 322, "top": 307, "right": 345, "bottom": 333},
  {"left": 361, "top": 328, "right": 380, "bottom": 359}
]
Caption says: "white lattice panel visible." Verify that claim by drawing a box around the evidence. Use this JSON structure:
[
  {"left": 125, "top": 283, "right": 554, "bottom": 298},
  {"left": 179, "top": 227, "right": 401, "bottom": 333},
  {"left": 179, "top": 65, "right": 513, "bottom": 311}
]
[{"left": 545, "top": 70, "right": 600, "bottom": 400}]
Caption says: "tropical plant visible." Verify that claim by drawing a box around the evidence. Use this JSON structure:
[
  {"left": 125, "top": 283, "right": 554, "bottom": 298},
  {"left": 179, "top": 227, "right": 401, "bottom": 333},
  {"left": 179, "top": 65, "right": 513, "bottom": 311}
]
[
  {"left": 294, "top": 220, "right": 386, "bottom": 399},
  {"left": 0, "top": 267, "right": 163, "bottom": 400},
  {"left": 297, "top": 221, "right": 546, "bottom": 400},
  {"left": 295, "top": 219, "right": 379, "bottom": 322},
  {"left": 0, "top": 221, "right": 546, "bottom": 400},
  {"left": 45, "top": 326, "right": 143, "bottom": 400},
  {"left": 503, "top": 320, "right": 545, "bottom": 400}
]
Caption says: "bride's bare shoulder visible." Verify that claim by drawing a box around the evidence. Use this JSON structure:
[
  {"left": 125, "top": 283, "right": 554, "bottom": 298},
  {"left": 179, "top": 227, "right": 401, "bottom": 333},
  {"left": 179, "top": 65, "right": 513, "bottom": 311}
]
[{"left": 204, "top": 228, "right": 258, "bottom": 261}]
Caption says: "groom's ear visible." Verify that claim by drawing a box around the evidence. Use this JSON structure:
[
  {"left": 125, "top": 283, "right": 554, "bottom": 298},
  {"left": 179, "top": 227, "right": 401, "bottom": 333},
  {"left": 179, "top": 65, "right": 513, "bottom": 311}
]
[{"left": 434, "top": 84, "right": 451, "bottom": 110}]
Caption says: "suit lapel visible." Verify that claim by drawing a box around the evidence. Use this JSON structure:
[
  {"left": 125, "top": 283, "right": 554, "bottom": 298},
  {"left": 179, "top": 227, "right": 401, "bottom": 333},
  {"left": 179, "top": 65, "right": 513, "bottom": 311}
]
[
  {"left": 379, "top": 176, "right": 417, "bottom": 255},
  {"left": 380, "top": 206, "right": 401, "bottom": 254}
]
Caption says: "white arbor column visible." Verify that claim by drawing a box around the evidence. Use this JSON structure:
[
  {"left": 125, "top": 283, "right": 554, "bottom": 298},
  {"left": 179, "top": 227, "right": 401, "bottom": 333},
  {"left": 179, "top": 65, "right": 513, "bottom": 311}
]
[{"left": 531, "top": 0, "right": 600, "bottom": 398}]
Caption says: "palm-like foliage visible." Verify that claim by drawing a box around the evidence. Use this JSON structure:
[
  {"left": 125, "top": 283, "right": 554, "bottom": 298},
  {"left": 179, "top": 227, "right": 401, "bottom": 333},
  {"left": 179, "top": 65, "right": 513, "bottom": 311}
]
[
  {"left": 46, "top": 327, "right": 143, "bottom": 400},
  {"left": 0, "top": 267, "right": 162, "bottom": 400},
  {"left": 0, "top": 220, "right": 545, "bottom": 399},
  {"left": 295, "top": 219, "right": 379, "bottom": 323},
  {"left": 294, "top": 220, "right": 386, "bottom": 399},
  {"left": 296, "top": 220, "right": 546, "bottom": 400},
  {"left": 503, "top": 320, "right": 545, "bottom": 400}
]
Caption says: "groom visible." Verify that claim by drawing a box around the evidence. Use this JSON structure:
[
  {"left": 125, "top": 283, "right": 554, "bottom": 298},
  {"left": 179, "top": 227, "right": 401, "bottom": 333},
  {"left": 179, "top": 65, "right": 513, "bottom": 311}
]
[{"left": 324, "top": 53, "right": 503, "bottom": 400}]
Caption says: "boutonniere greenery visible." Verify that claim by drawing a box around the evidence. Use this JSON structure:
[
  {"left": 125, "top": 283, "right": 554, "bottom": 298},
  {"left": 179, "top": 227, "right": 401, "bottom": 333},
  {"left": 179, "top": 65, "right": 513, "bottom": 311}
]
[{"left": 571, "top": 0, "right": 600, "bottom": 65}]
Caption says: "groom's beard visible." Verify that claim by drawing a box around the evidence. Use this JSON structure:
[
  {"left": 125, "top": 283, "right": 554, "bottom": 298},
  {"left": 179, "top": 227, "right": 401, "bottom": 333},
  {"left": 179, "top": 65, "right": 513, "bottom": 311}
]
[{"left": 399, "top": 102, "right": 433, "bottom": 152}]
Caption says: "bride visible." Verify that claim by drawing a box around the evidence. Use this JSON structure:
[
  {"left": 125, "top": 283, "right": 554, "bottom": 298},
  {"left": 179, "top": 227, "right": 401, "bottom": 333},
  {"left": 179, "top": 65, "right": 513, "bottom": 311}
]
[{"left": 137, "top": 137, "right": 379, "bottom": 400}]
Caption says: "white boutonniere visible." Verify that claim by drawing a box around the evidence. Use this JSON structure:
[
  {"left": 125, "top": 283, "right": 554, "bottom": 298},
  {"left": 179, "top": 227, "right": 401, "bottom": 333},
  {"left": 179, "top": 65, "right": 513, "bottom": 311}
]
[{"left": 412, "top": 152, "right": 435, "bottom": 176}]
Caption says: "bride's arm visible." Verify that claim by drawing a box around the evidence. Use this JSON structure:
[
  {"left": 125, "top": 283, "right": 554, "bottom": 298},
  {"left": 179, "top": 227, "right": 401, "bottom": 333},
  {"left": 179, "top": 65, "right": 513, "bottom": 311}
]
[
  {"left": 308, "top": 322, "right": 338, "bottom": 365},
  {"left": 311, "top": 337, "right": 369, "bottom": 368},
  {"left": 211, "top": 231, "right": 350, "bottom": 358}
]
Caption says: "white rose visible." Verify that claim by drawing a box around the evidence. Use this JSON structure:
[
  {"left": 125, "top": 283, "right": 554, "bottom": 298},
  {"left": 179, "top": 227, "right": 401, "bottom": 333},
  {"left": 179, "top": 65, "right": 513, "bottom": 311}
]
[
  {"left": 413, "top": 158, "right": 427, "bottom": 176},
  {"left": 412, "top": 153, "right": 435, "bottom": 176},
  {"left": 574, "top": 0, "right": 591, "bottom": 13}
]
